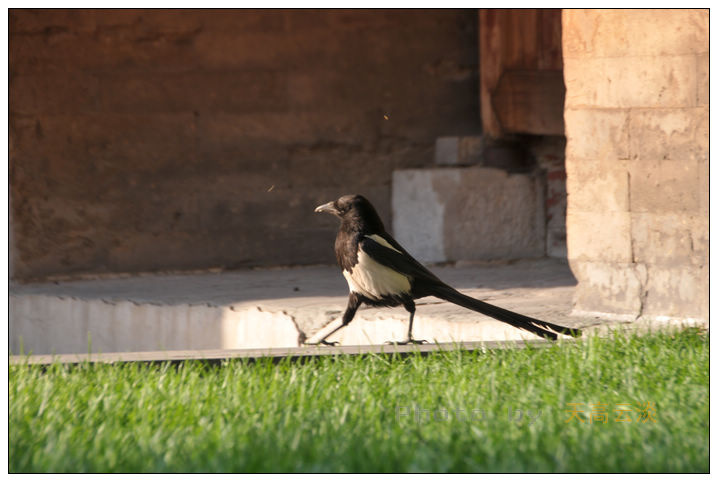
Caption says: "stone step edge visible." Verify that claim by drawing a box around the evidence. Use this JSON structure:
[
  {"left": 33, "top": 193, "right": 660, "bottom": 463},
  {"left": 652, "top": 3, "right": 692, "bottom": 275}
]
[{"left": 10, "top": 338, "right": 564, "bottom": 366}]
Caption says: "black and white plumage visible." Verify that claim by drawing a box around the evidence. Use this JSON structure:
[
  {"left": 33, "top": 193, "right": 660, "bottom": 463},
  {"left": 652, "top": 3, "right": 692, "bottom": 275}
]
[{"left": 310, "top": 194, "right": 582, "bottom": 345}]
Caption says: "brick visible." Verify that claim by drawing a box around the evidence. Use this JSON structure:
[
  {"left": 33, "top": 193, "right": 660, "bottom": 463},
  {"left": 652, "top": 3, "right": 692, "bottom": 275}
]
[
  {"left": 456, "top": 137, "right": 483, "bottom": 165},
  {"left": 11, "top": 113, "right": 199, "bottom": 202},
  {"left": 564, "top": 108, "right": 629, "bottom": 160},
  {"left": 620, "top": 55, "right": 698, "bottom": 107},
  {"left": 528, "top": 135, "right": 566, "bottom": 169},
  {"left": 51, "top": 113, "right": 197, "bottom": 164},
  {"left": 526, "top": 136, "right": 567, "bottom": 259},
  {"left": 562, "top": 58, "right": 593, "bottom": 108},
  {"left": 546, "top": 229, "right": 566, "bottom": 258},
  {"left": 11, "top": 31, "right": 199, "bottom": 75},
  {"left": 564, "top": 55, "right": 697, "bottom": 109},
  {"left": 545, "top": 176, "right": 566, "bottom": 227},
  {"left": 596, "top": 10, "right": 706, "bottom": 58},
  {"left": 630, "top": 212, "right": 694, "bottom": 265},
  {"left": 191, "top": 31, "right": 293, "bottom": 71},
  {"left": 563, "top": 10, "right": 708, "bottom": 59},
  {"left": 434, "top": 137, "right": 459, "bottom": 166},
  {"left": 566, "top": 158, "right": 629, "bottom": 213},
  {"left": 695, "top": 106, "right": 709, "bottom": 161},
  {"left": 9, "top": 115, "right": 43, "bottom": 162},
  {"left": 181, "top": 10, "right": 287, "bottom": 33},
  {"left": 434, "top": 136, "right": 483, "bottom": 166},
  {"left": 10, "top": 22, "right": 211, "bottom": 75},
  {"left": 198, "top": 111, "right": 374, "bottom": 153},
  {"left": 628, "top": 159, "right": 700, "bottom": 213},
  {"left": 10, "top": 11, "right": 288, "bottom": 74},
  {"left": 287, "top": 71, "right": 338, "bottom": 108},
  {"left": 698, "top": 158, "right": 708, "bottom": 215},
  {"left": 569, "top": 260, "right": 645, "bottom": 317},
  {"left": 689, "top": 213, "right": 708, "bottom": 267},
  {"left": 566, "top": 210, "right": 632, "bottom": 263},
  {"left": 561, "top": 10, "right": 598, "bottom": 58},
  {"left": 628, "top": 108, "right": 707, "bottom": 162},
  {"left": 97, "top": 71, "right": 289, "bottom": 114},
  {"left": 697, "top": 53, "right": 708, "bottom": 106},
  {"left": 643, "top": 263, "right": 707, "bottom": 320},
  {"left": 11, "top": 9, "right": 146, "bottom": 34},
  {"left": 11, "top": 9, "right": 97, "bottom": 33},
  {"left": 10, "top": 73, "right": 99, "bottom": 115}
]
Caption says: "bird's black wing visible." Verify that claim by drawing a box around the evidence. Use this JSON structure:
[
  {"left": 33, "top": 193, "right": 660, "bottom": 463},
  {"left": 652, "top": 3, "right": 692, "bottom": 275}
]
[
  {"left": 360, "top": 233, "right": 581, "bottom": 340},
  {"left": 359, "top": 234, "right": 444, "bottom": 286}
]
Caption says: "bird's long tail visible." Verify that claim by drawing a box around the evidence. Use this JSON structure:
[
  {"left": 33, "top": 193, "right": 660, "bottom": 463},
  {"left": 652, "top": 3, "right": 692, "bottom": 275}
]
[{"left": 432, "top": 285, "right": 581, "bottom": 340}]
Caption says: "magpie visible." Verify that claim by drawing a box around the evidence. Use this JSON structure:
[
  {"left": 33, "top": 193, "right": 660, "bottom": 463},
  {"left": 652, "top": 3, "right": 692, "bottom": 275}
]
[{"left": 309, "top": 194, "right": 582, "bottom": 345}]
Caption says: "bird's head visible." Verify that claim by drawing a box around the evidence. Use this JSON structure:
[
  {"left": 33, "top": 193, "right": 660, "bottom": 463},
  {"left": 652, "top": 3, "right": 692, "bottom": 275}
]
[{"left": 314, "top": 194, "right": 385, "bottom": 232}]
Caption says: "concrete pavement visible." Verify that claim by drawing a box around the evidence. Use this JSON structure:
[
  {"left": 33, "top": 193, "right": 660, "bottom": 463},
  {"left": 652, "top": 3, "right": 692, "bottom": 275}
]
[{"left": 8, "top": 259, "right": 669, "bottom": 356}]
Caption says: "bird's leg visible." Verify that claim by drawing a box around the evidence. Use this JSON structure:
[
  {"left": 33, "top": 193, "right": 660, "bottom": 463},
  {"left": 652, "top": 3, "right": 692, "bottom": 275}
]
[
  {"left": 385, "top": 301, "right": 427, "bottom": 345},
  {"left": 305, "top": 293, "right": 361, "bottom": 346},
  {"left": 405, "top": 308, "right": 427, "bottom": 344}
]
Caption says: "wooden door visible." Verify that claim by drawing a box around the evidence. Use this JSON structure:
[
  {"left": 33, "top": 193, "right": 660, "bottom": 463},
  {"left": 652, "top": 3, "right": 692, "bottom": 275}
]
[{"left": 479, "top": 9, "right": 564, "bottom": 138}]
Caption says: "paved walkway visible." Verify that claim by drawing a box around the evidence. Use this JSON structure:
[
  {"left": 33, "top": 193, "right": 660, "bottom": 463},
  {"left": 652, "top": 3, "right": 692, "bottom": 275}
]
[{"left": 9, "top": 259, "right": 610, "bottom": 356}]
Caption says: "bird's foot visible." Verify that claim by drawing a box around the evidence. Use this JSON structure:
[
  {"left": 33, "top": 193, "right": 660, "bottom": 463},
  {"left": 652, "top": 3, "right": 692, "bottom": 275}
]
[{"left": 384, "top": 338, "right": 428, "bottom": 345}]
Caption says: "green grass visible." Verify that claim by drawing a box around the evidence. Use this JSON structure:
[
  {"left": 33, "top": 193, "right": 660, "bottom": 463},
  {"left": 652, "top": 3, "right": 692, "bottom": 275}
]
[{"left": 10, "top": 329, "right": 708, "bottom": 473}]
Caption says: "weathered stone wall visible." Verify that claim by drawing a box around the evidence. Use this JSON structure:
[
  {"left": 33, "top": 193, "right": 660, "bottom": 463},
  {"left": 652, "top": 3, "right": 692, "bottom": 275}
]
[
  {"left": 10, "top": 9, "right": 480, "bottom": 281},
  {"left": 563, "top": 9, "right": 708, "bottom": 320}
]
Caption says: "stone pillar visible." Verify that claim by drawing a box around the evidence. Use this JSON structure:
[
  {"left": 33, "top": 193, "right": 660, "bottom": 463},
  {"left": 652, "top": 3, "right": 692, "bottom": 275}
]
[{"left": 563, "top": 10, "right": 708, "bottom": 321}]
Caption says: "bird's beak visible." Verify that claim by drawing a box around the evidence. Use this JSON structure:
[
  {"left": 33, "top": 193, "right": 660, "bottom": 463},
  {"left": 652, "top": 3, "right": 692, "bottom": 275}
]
[{"left": 315, "top": 201, "right": 339, "bottom": 215}]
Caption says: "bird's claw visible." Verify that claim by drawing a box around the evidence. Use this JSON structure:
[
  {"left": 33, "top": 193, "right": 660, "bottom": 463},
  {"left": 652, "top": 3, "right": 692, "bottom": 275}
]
[{"left": 304, "top": 339, "right": 339, "bottom": 346}]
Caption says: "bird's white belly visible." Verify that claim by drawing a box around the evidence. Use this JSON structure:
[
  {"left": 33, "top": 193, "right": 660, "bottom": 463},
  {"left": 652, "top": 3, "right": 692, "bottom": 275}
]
[{"left": 343, "top": 248, "right": 410, "bottom": 300}]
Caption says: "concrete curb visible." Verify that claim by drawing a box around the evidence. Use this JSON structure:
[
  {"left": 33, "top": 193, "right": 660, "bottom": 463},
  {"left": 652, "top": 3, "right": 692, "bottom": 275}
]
[{"left": 10, "top": 338, "right": 563, "bottom": 366}]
